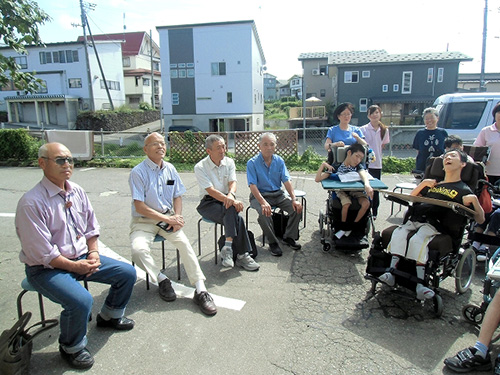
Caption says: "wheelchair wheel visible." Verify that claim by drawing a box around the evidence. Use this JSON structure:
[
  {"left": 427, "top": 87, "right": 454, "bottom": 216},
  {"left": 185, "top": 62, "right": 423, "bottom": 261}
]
[
  {"left": 462, "top": 304, "right": 484, "bottom": 324},
  {"left": 322, "top": 242, "right": 331, "bottom": 253},
  {"left": 455, "top": 247, "right": 476, "bottom": 294},
  {"left": 432, "top": 294, "right": 443, "bottom": 318}
]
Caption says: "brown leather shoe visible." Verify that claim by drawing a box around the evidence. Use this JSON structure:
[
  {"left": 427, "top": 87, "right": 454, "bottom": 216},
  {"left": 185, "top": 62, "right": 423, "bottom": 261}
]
[{"left": 193, "top": 291, "right": 217, "bottom": 316}]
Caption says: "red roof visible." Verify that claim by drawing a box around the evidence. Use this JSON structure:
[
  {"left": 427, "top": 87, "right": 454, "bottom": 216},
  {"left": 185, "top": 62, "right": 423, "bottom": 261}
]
[{"left": 76, "top": 31, "right": 150, "bottom": 56}]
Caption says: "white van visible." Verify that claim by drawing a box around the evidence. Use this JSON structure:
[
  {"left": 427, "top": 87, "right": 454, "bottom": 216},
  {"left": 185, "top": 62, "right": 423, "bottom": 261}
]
[{"left": 434, "top": 92, "right": 500, "bottom": 143}]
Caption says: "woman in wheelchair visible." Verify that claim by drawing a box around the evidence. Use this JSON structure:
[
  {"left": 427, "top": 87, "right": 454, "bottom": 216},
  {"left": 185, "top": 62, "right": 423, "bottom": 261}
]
[
  {"left": 378, "top": 149, "right": 485, "bottom": 300},
  {"left": 315, "top": 143, "right": 374, "bottom": 225}
]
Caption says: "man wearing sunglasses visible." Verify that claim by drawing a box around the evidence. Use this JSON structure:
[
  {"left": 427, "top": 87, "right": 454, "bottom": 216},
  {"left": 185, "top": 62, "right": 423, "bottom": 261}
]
[{"left": 15, "top": 143, "right": 137, "bottom": 370}]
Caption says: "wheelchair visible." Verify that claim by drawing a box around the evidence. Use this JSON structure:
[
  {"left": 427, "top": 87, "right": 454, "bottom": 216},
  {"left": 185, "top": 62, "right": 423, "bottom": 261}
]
[
  {"left": 318, "top": 145, "right": 383, "bottom": 253},
  {"left": 365, "top": 156, "right": 482, "bottom": 317}
]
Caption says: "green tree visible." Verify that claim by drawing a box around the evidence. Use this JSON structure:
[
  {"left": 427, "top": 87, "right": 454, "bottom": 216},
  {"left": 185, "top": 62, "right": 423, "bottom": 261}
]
[{"left": 0, "top": 0, "right": 50, "bottom": 92}]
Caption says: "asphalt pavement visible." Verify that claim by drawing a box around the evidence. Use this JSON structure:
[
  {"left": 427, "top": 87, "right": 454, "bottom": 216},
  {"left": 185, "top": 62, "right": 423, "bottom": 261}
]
[{"left": 0, "top": 167, "right": 491, "bottom": 375}]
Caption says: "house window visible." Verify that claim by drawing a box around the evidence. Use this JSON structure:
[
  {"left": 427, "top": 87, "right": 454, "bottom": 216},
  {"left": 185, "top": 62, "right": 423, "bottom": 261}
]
[
  {"left": 36, "top": 80, "right": 47, "bottom": 93},
  {"left": 187, "top": 69, "right": 195, "bottom": 78},
  {"left": 359, "top": 98, "right": 368, "bottom": 112},
  {"left": 437, "top": 68, "right": 444, "bottom": 82},
  {"left": 382, "top": 84, "right": 388, "bottom": 92},
  {"left": 39, "top": 52, "right": 52, "bottom": 64},
  {"left": 58, "top": 51, "right": 66, "bottom": 63},
  {"left": 319, "top": 65, "right": 328, "bottom": 75},
  {"left": 123, "top": 57, "right": 131, "bottom": 67},
  {"left": 427, "top": 68, "right": 434, "bottom": 83},
  {"left": 186, "top": 63, "right": 194, "bottom": 68},
  {"left": 172, "top": 93, "right": 179, "bottom": 105},
  {"left": 143, "top": 78, "right": 150, "bottom": 86},
  {"left": 320, "top": 89, "right": 326, "bottom": 97},
  {"left": 227, "top": 92, "right": 232, "bottom": 103},
  {"left": 68, "top": 78, "right": 82, "bottom": 88},
  {"left": 393, "top": 84, "right": 399, "bottom": 92},
  {"left": 100, "top": 79, "right": 120, "bottom": 90},
  {"left": 402, "top": 71, "right": 412, "bottom": 94},
  {"left": 170, "top": 70, "right": 178, "bottom": 79},
  {"left": 178, "top": 69, "right": 186, "bottom": 78},
  {"left": 153, "top": 61, "right": 160, "bottom": 70},
  {"left": 211, "top": 62, "right": 226, "bottom": 76},
  {"left": 178, "top": 63, "right": 186, "bottom": 68},
  {"left": 362, "top": 70, "right": 370, "bottom": 78},
  {"left": 344, "top": 71, "right": 359, "bottom": 83},
  {"left": 14, "top": 56, "right": 27, "bottom": 69},
  {"left": 52, "top": 51, "right": 59, "bottom": 63}
]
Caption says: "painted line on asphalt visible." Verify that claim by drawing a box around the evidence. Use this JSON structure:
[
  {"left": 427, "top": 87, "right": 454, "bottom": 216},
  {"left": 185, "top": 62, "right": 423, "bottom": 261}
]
[
  {"left": 0, "top": 213, "right": 15, "bottom": 217},
  {"left": 80, "top": 168, "right": 96, "bottom": 172},
  {"left": 98, "top": 240, "right": 246, "bottom": 311}
]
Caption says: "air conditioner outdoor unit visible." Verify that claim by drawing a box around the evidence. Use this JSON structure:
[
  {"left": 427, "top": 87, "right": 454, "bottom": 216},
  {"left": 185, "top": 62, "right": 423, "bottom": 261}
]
[{"left": 311, "top": 69, "right": 320, "bottom": 76}]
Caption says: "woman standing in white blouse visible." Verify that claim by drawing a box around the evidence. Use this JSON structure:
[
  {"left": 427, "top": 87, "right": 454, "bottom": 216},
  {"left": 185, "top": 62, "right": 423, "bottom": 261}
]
[
  {"left": 361, "top": 105, "right": 390, "bottom": 218},
  {"left": 474, "top": 102, "right": 500, "bottom": 186}
]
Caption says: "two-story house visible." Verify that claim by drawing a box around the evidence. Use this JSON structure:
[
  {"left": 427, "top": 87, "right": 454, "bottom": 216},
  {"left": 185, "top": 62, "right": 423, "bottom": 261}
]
[
  {"left": 77, "top": 31, "right": 161, "bottom": 108},
  {"left": 156, "top": 20, "right": 266, "bottom": 132},
  {"left": 264, "top": 73, "right": 278, "bottom": 101},
  {"left": 0, "top": 40, "right": 125, "bottom": 128},
  {"left": 299, "top": 50, "right": 472, "bottom": 125},
  {"left": 289, "top": 75, "right": 302, "bottom": 99}
]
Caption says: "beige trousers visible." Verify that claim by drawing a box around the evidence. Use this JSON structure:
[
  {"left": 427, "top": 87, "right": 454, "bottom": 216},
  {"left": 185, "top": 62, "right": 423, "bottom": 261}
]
[{"left": 130, "top": 216, "right": 205, "bottom": 285}]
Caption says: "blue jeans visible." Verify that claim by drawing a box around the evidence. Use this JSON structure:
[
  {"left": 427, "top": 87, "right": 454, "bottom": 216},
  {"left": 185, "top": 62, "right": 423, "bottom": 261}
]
[{"left": 25, "top": 255, "right": 136, "bottom": 353}]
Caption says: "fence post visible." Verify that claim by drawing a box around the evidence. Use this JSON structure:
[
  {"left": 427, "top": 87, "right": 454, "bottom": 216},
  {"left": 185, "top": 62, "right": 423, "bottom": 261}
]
[{"left": 100, "top": 128, "right": 104, "bottom": 156}]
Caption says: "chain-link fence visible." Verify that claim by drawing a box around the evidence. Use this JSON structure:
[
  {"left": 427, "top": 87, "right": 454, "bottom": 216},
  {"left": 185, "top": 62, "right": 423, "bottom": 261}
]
[{"left": 25, "top": 125, "right": 422, "bottom": 161}]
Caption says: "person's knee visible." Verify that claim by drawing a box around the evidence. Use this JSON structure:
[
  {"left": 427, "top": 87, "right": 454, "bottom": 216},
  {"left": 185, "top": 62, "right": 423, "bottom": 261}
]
[
  {"left": 131, "top": 238, "right": 151, "bottom": 259},
  {"left": 360, "top": 198, "right": 369, "bottom": 209}
]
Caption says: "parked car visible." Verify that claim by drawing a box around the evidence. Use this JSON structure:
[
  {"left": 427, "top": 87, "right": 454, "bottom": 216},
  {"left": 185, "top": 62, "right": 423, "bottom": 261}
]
[
  {"left": 167, "top": 125, "right": 202, "bottom": 140},
  {"left": 168, "top": 125, "right": 203, "bottom": 133},
  {"left": 434, "top": 92, "right": 500, "bottom": 143}
]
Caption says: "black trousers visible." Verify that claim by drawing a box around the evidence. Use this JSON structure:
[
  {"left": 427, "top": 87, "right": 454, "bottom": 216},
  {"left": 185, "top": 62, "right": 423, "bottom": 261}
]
[
  {"left": 196, "top": 197, "right": 251, "bottom": 256},
  {"left": 368, "top": 168, "right": 382, "bottom": 217}
]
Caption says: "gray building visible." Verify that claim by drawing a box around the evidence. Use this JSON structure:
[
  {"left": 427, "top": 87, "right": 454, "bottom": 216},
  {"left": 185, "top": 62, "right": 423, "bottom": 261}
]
[{"left": 299, "top": 50, "right": 472, "bottom": 125}]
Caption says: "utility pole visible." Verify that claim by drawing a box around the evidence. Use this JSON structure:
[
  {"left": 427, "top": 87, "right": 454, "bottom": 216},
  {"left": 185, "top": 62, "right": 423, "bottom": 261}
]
[
  {"left": 79, "top": 0, "right": 94, "bottom": 111},
  {"left": 480, "top": 0, "right": 488, "bottom": 92}
]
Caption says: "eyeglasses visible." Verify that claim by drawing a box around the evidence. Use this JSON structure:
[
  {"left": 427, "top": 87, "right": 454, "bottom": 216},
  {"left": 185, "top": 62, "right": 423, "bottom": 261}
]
[
  {"left": 42, "top": 156, "right": 74, "bottom": 165},
  {"left": 146, "top": 142, "right": 166, "bottom": 147}
]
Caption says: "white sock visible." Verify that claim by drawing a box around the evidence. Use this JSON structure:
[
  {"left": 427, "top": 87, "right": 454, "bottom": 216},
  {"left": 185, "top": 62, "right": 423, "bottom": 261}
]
[
  {"left": 195, "top": 280, "right": 207, "bottom": 293},
  {"left": 157, "top": 272, "right": 167, "bottom": 283},
  {"left": 224, "top": 240, "right": 232, "bottom": 248},
  {"left": 416, "top": 283, "right": 435, "bottom": 299}
]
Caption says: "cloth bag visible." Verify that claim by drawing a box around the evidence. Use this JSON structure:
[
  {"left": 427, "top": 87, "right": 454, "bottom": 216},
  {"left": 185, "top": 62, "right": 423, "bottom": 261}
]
[{"left": 0, "top": 312, "right": 34, "bottom": 375}]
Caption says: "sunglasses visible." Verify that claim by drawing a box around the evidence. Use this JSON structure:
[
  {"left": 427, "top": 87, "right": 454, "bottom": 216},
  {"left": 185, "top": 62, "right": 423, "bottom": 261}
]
[{"left": 42, "top": 156, "right": 74, "bottom": 165}]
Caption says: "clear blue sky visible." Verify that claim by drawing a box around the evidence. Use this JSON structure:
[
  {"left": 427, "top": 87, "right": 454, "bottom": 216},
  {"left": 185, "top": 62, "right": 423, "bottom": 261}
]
[{"left": 35, "top": 0, "right": 500, "bottom": 80}]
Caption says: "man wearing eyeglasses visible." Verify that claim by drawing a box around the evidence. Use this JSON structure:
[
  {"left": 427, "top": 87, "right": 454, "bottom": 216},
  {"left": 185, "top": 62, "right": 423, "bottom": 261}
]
[
  {"left": 129, "top": 132, "right": 217, "bottom": 316},
  {"left": 15, "top": 143, "right": 137, "bottom": 370}
]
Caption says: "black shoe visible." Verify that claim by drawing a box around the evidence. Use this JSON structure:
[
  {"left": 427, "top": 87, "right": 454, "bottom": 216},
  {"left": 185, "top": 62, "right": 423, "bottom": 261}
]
[
  {"left": 269, "top": 242, "right": 283, "bottom": 256},
  {"left": 96, "top": 314, "right": 135, "bottom": 330},
  {"left": 159, "top": 278, "right": 176, "bottom": 302},
  {"left": 193, "top": 291, "right": 217, "bottom": 316},
  {"left": 444, "top": 347, "right": 491, "bottom": 373},
  {"left": 283, "top": 237, "right": 301, "bottom": 250},
  {"left": 59, "top": 346, "right": 94, "bottom": 369}
]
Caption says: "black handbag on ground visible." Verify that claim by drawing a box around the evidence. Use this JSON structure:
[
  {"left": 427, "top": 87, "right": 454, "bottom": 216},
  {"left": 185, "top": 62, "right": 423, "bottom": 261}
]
[{"left": 0, "top": 312, "right": 34, "bottom": 375}]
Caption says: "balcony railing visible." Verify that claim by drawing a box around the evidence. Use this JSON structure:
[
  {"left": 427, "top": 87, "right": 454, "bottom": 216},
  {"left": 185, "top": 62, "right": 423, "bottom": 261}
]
[{"left": 289, "top": 106, "right": 326, "bottom": 119}]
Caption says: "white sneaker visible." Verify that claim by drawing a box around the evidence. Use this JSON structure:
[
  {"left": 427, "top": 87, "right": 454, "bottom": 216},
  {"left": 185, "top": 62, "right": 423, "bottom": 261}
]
[
  {"left": 378, "top": 272, "right": 395, "bottom": 287},
  {"left": 416, "top": 284, "right": 435, "bottom": 300},
  {"left": 477, "top": 244, "right": 489, "bottom": 262},
  {"left": 235, "top": 253, "right": 260, "bottom": 271},
  {"left": 221, "top": 246, "right": 234, "bottom": 268}
]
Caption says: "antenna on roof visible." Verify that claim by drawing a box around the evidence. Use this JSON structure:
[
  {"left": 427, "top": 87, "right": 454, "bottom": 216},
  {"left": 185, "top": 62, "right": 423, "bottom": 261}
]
[{"left": 123, "top": 12, "right": 126, "bottom": 30}]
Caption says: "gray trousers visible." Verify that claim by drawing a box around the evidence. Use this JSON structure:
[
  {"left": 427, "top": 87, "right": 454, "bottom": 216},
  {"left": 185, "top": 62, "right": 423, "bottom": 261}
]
[
  {"left": 197, "top": 197, "right": 251, "bottom": 255},
  {"left": 249, "top": 190, "right": 300, "bottom": 245}
]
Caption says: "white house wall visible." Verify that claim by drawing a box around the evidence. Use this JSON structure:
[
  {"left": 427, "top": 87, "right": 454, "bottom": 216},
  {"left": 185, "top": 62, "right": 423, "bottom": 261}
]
[{"left": 87, "top": 43, "right": 126, "bottom": 109}]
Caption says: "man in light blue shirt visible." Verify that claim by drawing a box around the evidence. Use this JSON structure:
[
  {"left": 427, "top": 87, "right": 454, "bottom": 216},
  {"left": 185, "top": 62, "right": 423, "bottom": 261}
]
[
  {"left": 247, "top": 133, "right": 303, "bottom": 256},
  {"left": 129, "top": 132, "right": 217, "bottom": 316}
]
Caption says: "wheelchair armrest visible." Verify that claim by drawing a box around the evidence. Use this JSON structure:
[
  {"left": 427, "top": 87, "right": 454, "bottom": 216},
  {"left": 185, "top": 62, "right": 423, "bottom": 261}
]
[{"left": 384, "top": 194, "right": 410, "bottom": 207}]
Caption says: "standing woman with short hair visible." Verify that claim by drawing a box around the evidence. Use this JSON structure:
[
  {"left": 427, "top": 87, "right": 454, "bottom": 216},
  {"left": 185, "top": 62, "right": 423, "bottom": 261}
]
[
  {"left": 361, "top": 105, "right": 390, "bottom": 219},
  {"left": 474, "top": 102, "right": 500, "bottom": 186}
]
